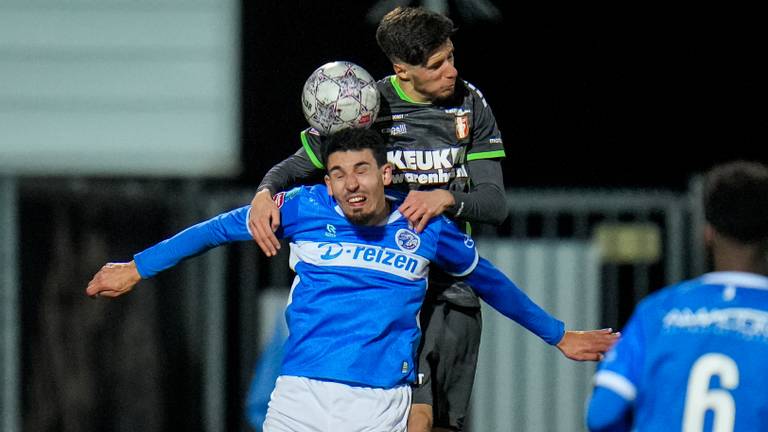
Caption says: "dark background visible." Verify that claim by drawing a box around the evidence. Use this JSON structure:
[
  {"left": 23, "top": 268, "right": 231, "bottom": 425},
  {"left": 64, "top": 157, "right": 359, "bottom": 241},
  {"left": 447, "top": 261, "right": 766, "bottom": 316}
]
[
  {"left": 242, "top": 3, "right": 765, "bottom": 190},
  {"left": 15, "top": 4, "right": 765, "bottom": 431}
]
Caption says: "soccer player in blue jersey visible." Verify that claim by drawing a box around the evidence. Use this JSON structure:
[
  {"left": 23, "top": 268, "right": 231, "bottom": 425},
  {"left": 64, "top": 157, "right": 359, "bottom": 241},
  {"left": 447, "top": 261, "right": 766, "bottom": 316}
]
[
  {"left": 586, "top": 161, "right": 768, "bottom": 432},
  {"left": 87, "top": 128, "right": 616, "bottom": 432},
  {"left": 247, "top": 7, "right": 617, "bottom": 431}
]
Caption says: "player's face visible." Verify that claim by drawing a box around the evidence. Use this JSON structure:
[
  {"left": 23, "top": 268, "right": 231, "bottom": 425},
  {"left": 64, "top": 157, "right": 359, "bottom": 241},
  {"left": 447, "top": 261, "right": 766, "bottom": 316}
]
[
  {"left": 324, "top": 149, "right": 393, "bottom": 226},
  {"left": 399, "top": 39, "right": 458, "bottom": 103}
]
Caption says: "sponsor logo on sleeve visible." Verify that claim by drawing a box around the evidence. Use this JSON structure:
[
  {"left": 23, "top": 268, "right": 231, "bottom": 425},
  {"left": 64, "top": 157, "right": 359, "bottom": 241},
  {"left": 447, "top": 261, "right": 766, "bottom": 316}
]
[{"left": 272, "top": 192, "right": 286, "bottom": 208}]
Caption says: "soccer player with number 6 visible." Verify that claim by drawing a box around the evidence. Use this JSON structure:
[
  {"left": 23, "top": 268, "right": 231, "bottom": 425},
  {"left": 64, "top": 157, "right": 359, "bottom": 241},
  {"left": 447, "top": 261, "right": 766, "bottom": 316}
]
[{"left": 587, "top": 161, "right": 768, "bottom": 432}]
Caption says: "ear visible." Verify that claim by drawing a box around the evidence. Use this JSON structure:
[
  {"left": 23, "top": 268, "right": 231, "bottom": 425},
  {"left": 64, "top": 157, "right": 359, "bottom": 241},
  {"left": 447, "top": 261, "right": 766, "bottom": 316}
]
[
  {"left": 704, "top": 223, "right": 715, "bottom": 247},
  {"left": 381, "top": 163, "right": 393, "bottom": 186},
  {"left": 324, "top": 174, "right": 333, "bottom": 196},
  {"left": 393, "top": 63, "right": 409, "bottom": 81}
]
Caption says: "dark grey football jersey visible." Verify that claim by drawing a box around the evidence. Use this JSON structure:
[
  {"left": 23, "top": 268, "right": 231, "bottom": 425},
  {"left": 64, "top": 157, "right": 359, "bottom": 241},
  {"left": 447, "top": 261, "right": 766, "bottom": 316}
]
[
  {"left": 301, "top": 76, "right": 505, "bottom": 195},
  {"left": 296, "top": 77, "right": 506, "bottom": 307}
]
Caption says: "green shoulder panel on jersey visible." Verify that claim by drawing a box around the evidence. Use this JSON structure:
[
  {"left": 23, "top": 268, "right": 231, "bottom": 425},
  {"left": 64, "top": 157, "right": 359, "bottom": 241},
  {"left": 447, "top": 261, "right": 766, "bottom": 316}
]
[
  {"left": 300, "top": 129, "right": 324, "bottom": 169},
  {"left": 467, "top": 150, "right": 506, "bottom": 161},
  {"left": 389, "top": 76, "right": 430, "bottom": 105}
]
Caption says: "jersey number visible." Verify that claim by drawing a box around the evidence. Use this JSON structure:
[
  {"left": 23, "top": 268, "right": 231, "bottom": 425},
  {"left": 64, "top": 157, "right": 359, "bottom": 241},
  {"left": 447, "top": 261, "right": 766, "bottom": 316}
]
[{"left": 683, "top": 353, "right": 739, "bottom": 432}]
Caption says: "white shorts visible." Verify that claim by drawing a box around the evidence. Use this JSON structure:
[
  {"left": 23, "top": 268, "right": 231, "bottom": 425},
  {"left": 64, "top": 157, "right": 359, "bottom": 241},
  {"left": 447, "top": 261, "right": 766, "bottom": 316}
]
[{"left": 263, "top": 375, "right": 411, "bottom": 432}]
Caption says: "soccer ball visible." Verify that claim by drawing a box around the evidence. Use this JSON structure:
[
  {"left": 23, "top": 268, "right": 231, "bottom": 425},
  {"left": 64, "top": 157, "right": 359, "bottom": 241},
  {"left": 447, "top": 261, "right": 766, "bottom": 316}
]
[{"left": 301, "top": 61, "right": 380, "bottom": 135}]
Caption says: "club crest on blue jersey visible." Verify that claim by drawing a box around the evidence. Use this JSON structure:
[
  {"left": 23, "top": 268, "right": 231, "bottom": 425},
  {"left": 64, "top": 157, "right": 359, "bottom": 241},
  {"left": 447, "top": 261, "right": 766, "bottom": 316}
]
[
  {"left": 463, "top": 234, "right": 475, "bottom": 248},
  {"left": 395, "top": 229, "right": 420, "bottom": 252}
]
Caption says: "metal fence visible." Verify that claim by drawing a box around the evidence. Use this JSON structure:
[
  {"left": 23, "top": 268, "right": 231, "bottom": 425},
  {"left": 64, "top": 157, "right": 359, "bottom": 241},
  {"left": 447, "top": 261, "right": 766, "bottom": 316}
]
[{"left": 471, "top": 240, "right": 602, "bottom": 432}]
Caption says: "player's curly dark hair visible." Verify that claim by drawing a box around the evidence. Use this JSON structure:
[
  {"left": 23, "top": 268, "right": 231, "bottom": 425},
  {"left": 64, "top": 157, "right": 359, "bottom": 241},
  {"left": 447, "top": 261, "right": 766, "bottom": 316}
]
[
  {"left": 704, "top": 161, "right": 768, "bottom": 244},
  {"left": 376, "top": 7, "right": 455, "bottom": 66},
  {"left": 322, "top": 128, "right": 387, "bottom": 168}
]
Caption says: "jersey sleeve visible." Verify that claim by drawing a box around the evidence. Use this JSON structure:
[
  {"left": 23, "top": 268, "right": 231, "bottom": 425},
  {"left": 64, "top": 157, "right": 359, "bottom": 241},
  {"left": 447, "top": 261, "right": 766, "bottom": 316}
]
[
  {"left": 257, "top": 129, "right": 325, "bottom": 194},
  {"left": 446, "top": 158, "right": 508, "bottom": 225},
  {"left": 432, "top": 216, "right": 479, "bottom": 277},
  {"left": 586, "top": 302, "right": 649, "bottom": 431},
  {"left": 133, "top": 205, "right": 252, "bottom": 278},
  {"left": 299, "top": 128, "right": 326, "bottom": 169},
  {"left": 465, "top": 81, "right": 505, "bottom": 161},
  {"left": 271, "top": 186, "right": 305, "bottom": 239},
  {"left": 464, "top": 257, "right": 565, "bottom": 345}
]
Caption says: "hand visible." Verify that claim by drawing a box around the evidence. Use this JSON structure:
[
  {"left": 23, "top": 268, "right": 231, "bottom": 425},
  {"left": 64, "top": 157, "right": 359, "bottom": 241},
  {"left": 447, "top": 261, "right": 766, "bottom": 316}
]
[
  {"left": 248, "top": 189, "right": 282, "bottom": 257},
  {"left": 397, "top": 189, "right": 456, "bottom": 233},
  {"left": 86, "top": 261, "right": 142, "bottom": 299},
  {"left": 555, "top": 328, "right": 620, "bottom": 361}
]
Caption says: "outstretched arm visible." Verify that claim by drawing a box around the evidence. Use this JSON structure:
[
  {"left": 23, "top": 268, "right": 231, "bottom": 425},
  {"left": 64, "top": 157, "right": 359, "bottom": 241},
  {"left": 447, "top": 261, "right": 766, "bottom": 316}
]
[
  {"left": 465, "top": 257, "right": 618, "bottom": 360},
  {"left": 464, "top": 257, "right": 564, "bottom": 344},
  {"left": 85, "top": 205, "right": 252, "bottom": 298}
]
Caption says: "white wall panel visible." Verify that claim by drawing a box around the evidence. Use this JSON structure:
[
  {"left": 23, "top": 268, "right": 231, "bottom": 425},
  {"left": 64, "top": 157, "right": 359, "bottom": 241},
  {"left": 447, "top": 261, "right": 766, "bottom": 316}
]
[
  {"left": 0, "top": 1, "right": 239, "bottom": 176},
  {"left": 471, "top": 240, "right": 601, "bottom": 432}
]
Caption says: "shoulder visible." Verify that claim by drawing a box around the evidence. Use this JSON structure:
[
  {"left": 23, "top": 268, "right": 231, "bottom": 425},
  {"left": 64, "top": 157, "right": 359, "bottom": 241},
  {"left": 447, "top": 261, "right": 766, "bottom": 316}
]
[
  {"left": 274, "top": 185, "right": 331, "bottom": 210},
  {"left": 426, "top": 214, "right": 466, "bottom": 238},
  {"left": 459, "top": 79, "right": 491, "bottom": 109},
  {"left": 377, "top": 76, "right": 397, "bottom": 99},
  {"left": 633, "top": 278, "right": 701, "bottom": 316}
]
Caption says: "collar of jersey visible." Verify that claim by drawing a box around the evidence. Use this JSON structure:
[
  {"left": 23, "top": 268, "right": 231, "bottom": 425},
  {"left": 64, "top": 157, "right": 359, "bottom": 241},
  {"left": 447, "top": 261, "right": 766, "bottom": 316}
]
[
  {"left": 389, "top": 76, "right": 431, "bottom": 105},
  {"left": 700, "top": 271, "right": 768, "bottom": 290},
  {"left": 332, "top": 195, "right": 404, "bottom": 226}
]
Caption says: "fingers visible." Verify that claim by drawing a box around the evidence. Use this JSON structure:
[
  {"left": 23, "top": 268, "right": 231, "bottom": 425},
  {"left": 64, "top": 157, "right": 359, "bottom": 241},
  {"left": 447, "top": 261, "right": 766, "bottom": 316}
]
[
  {"left": 270, "top": 207, "right": 281, "bottom": 232},
  {"left": 253, "top": 219, "right": 280, "bottom": 257},
  {"left": 250, "top": 197, "right": 282, "bottom": 257},
  {"left": 398, "top": 202, "right": 430, "bottom": 233},
  {"left": 581, "top": 352, "right": 604, "bottom": 362},
  {"left": 85, "top": 262, "right": 139, "bottom": 299},
  {"left": 414, "top": 212, "right": 430, "bottom": 233},
  {"left": 559, "top": 328, "right": 621, "bottom": 362}
]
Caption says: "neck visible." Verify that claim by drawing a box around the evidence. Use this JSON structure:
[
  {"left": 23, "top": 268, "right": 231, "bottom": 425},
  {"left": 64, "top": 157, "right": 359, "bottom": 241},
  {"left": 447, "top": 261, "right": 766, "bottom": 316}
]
[
  {"left": 395, "top": 76, "right": 430, "bottom": 103},
  {"left": 360, "top": 198, "right": 392, "bottom": 226},
  {"left": 712, "top": 241, "right": 768, "bottom": 275}
]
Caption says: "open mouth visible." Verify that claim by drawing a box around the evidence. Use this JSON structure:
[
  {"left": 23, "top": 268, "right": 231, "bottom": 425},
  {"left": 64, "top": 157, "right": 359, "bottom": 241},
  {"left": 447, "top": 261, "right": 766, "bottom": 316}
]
[{"left": 347, "top": 195, "right": 367, "bottom": 207}]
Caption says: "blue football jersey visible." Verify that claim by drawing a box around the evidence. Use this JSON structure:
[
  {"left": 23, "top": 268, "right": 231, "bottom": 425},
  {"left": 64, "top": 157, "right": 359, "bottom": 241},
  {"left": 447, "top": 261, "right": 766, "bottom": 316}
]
[
  {"left": 135, "top": 185, "right": 479, "bottom": 388},
  {"left": 272, "top": 186, "right": 478, "bottom": 388},
  {"left": 134, "top": 184, "right": 564, "bottom": 389},
  {"left": 588, "top": 272, "right": 768, "bottom": 432}
]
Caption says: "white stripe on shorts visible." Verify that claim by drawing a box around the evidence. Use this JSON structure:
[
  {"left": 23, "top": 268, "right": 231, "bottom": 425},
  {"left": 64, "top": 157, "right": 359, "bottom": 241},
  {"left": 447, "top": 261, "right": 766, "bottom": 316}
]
[{"left": 263, "top": 375, "right": 411, "bottom": 432}]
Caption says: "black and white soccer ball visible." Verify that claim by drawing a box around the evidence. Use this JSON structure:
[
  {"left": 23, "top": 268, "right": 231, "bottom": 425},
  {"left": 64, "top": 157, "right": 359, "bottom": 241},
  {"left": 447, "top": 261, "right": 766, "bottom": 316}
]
[{"left": 301, "top": 61, "right": 380, "bottom": 135}]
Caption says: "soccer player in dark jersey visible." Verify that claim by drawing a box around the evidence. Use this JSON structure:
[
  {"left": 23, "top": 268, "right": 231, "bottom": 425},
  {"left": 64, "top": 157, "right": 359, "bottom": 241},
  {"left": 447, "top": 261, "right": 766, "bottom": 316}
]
[
  {"left": 586, "top": 161, "right": 768, "bottom": 432},
  {"left": 86, "top": 128, "right": 603, "bottom": 432},
  {"left": 248, "top": 7, "right": 617, "bottom": 432}
]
